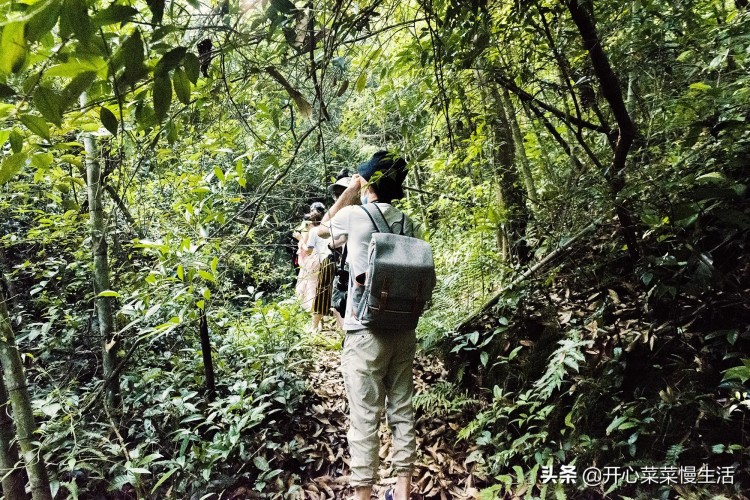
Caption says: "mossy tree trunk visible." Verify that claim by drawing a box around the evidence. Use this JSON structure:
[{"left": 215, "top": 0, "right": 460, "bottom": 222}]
[
  {"left": 0, "top": 361, "right": 27, "bottom": 499},
  {"left": 0, "top": 251, "right": 27, "bottom": 498},
  {"left": 81, "top": 93, "right": 119, "bottom": 407},
  {"left": 0, "top": 289, "right": 52, "bottom": 500},
  {"left": 501, "top": 88, "right": 538, "bottom": 206}
]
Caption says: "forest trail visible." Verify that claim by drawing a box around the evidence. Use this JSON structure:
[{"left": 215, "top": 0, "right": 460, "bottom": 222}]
[{"left": 273, "top": 328, "right": 485, "bottom": 499}]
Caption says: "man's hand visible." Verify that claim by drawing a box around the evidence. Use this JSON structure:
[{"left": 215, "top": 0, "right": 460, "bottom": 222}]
[{"left": 345, "top": 174, "right": 364, "bottom": 195}]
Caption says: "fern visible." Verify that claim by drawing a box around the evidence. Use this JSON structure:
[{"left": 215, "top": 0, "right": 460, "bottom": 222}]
[
  {"left": 534, "top": 329, "right": 593, "bottom": 399},
  {"left": 414, "top": 381, "right": 479, "bottom": 418}
]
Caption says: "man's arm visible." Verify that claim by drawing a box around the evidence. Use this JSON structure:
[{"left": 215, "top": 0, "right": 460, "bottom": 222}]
[{"left": 318, "top": 174, "right": 363, "bottom": 238}]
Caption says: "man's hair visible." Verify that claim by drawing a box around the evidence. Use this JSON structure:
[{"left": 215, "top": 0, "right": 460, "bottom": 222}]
[
  {"left": 308, "top": 210, "right": 323, "bottom": 226},
  {"left": 369, "top": 178, "right": 400, "bottom": 203}
]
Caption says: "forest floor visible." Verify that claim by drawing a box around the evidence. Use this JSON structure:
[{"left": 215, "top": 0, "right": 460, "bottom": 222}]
[{"left": 229, "top": 326, "right": 487, "bottom": 499}]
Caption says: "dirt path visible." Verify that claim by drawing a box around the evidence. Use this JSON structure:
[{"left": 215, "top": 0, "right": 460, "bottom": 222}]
[{"left": 293, "top": 330, "right": 487, "bottom": 499}]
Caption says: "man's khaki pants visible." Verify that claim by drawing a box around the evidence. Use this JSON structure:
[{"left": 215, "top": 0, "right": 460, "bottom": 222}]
[{"left": 341, "top": 329, "right": 417, "bottom": 487}]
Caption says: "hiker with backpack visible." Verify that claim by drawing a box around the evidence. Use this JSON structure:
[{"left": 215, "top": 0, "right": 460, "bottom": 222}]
[{"left": 318, "top": 151, "right": 436, "bottom": 500}]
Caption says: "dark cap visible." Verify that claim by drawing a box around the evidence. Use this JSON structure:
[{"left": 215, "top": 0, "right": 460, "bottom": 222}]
[{"left": 357, "top": 151, "right": 408, "bottom": 201}]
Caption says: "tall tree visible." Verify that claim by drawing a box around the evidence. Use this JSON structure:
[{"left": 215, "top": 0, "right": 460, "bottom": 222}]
[
  {"left": 565, "top": 0, "right": 640, "bottom": 264},
  {"left": 0, "top": 287, "right": 52, "bottom": 500},
  {"left": 0, "top": 252, "right": 26, "bottom": 498},
  {"left": 0, "top": 368, "right": 26, "bottom": 500},
  {"left": 80, "top": 93, "right": 119, "bottom": 406},
  {"left": 501, "top": 88, "right": 538, "bottom": 206}
]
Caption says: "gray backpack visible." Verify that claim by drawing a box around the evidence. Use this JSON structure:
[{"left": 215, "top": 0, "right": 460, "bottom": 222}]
[{"left": 353, "top": 204, "right": 436, "bottom": 331}]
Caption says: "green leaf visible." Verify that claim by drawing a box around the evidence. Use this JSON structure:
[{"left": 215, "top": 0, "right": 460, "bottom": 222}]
[
  {"left": 153, "top": 75, "right": 172, "bottom": 122},
  {"left": 26, "top": 0, "right": 62, "bottom": 43},
  {"left": 33, "top": 87, "right": 65, "bottom": 127},
  {"left": 480, "top": 351, "right": 488, "bottom": 367},
  {"left": 689, "top": 82, "right": 711, "bottom": 91},
  {"left": 355, "top": 71, "right": 367, "bottom": 92},
  {"left": 47, "top": 58, "right": 106, "bottom": 78},
  {"left": 30, "top": 152, "right": 53, "bottom": 170},
  {"left": 213, "top": 166, "right": 225, "bottom": 182},
  {"left": 695, "top": 172, "right": 726, "bottom": 184},
  {"left": 469, "top": 331, "right": 479, "bottom": 345},
  {"left": 127, "top": 468, "right": 151, "bottom": 475},
  {"left": 151, "top": 468, "right": 178, "bottom": 495},
  {"left": 98, "top": 290, "right": 120, "bottom": 297},
  {"left": 1, "top": 22, "right": 28, "bottom": 75},
  {"left": 146, "top": 0, "right": 166, "bottom": 25},
  {"left": 100, "top": 107, "right": 119, "bottom": 135},
  {"left": 0, "top": 130, "right": 9, "bottom": 147},
  {"left": 0, "top": 83, "right": 16, "bottom": 98},
  {"left": 198, "top": 270, "right": 216, "bottom": 283},
  {"left": 93, "top": 4, "right": 139, "bottom": 26},
  {"left": 0, "top": 153, "right": 27, "bottom": 185},
  {"left": 173, "top": 67, "right": 191, "bottom": 105},
  {"left": 183, "top": 52, "right": 200, "bottom": 84},
  {"left": 121, "top": 30, "right": 145, "bottom": 70},
  {"left": 9, "top": 130, "right": 23, "bottom": 153},
  {"left": 253, "top": 456, "right": 270, "bottom": 472},
  {"left": 606, "top": 415, "right": 628, "bottom": 435},
  {"left": 165, "top": 120, "right": 178, "bottom": 144},
  {"left": 59, "top": 0, "right": 92, "bottom": 42},
  {"left": 155, "top": 47, "right": 187, "bottom": 76},
  {"left": 723, "top": 360, "right": 750, "bottom": 384},
  {"left": 20, "top": 114, "right": 50, "bottom": 140},
  {"left": 63, "top": 71, "right": 97, "bottom": 103}
]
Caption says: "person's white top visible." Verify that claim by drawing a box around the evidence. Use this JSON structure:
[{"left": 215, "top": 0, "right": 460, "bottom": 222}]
[
  {"left": 306, "top": 227, "right": 333, "bottom": 260},
  {"left": 328, "top": 202, "right": 423, "bottom": 331}
]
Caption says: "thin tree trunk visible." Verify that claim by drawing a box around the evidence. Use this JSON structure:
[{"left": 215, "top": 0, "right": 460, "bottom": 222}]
[
  {"left": 199, "top": 308, "right": 215, "bottom": 401},
  {"left": 81, "top": 93, "right": 119, "bottom": 406},
  {"left": 0, "top": 361, "right": 27, "bottom": 499},
  {"left": 0, "top": 291, "right": 52, "bottom": 500},
  {"left": 0, "top": 251, "right": 28, "bottom": 498},
  {"left": 625, "top": 0, "right": 640, "bottom": 118},
  {"left": 104, "top": 185, "right": 140, "bottom": 236},
  {"left": 477, "top": 69, "right": 531, "bottom": 264},
  {"left": 565, "top": 0, "right": 641, "bottom": 265},
  {"left": 501, "top": 88, "right": 538, "bottom": 205}
]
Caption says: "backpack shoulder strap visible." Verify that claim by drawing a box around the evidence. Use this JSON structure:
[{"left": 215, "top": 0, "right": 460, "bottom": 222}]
[{"left": 360, "top": 204, "right": 392, "bottom": 234}]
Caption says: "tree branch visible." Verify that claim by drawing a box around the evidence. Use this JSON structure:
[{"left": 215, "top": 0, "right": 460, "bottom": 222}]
[{"left": 492, "top": 72, "right": 611, "bottom": 134}]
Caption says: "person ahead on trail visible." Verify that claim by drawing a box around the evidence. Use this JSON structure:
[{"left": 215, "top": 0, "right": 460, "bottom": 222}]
[
  {"left": 293, "top": 213, "right": 315, "bottom": 310},
  {"left": 305, "top": 206, "right": 335, "bottom": 332},
  {"left": 318, "top": 151, "right": 421, "bottom": 500}
]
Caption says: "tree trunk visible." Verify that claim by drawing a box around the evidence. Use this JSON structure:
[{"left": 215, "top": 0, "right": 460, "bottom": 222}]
[
  {"left": 0, "top": 361, "right": 27, "bottom": 499},
  {"left": 476, "top": 70, "right": 531, "bottom": 264},
  {"left": 0, "top": 251, "right": 28, "bottom": 498},
  {"left": 199, "top": 308, "right": 215, "bottom": 401},
  {"left": 81, "top": 93, "right": 119, "bottom": 407},
  {"left": 0, "top": 290, "right": 52, "bottom": 500},
  {"left": 565, "top": 0, "right": 641, "bottom": 265},
  {"left": 501, "top": 88, "right": 538, "bottom": 206}
]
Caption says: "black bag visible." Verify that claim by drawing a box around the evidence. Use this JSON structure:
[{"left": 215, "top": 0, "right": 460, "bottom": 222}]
[{"left": 331, "top": 246, "right": 348, "bottom": 317}]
